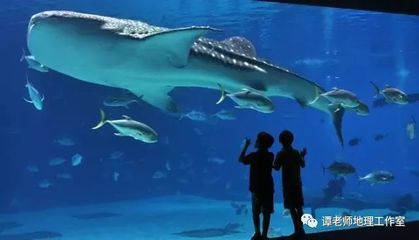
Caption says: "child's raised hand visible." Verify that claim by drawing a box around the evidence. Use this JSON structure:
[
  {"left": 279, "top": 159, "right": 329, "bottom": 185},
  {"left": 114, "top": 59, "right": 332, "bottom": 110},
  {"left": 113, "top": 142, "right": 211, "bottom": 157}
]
[
  {"left": 301, "top": 148, "right": 307, "bottom": 157},
  {"left": 243, "top": 137, "right": 251, "bottom": 147}
]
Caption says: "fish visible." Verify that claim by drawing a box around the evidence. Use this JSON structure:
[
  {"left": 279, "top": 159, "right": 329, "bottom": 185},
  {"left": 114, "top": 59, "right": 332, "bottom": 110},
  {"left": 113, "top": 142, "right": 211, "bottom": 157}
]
[
  {"left": 27, "top": 11, "right": 349, "bottom": 146},
  {"left": 180, "top": 110, "right": 207, "bottom": 121},
  {"left": 20, "top": 49, "right": 49, "bottom": 72},
  {"left": 103, "top": 95, "right": 139, "bottom": 109},
  {"left": 109, "top": 151, "right": 124, "bottom": 160},
  {"left": 406, "top": 115, "right": 416, "bottom": 140},
  {"left": 49, "top": 157, "right": 66, "bottom": 166},
  {"left": 113, "top": 172, "right": 120, "bottom": 182},
  {"left": 370, "top": 81, "right": 408, "bottom": 105},
  {"left": 38, "top": 179, "right": 52, "bottom": 188},
  {"left": 174, "top": 223, "right": 241, "bottom": 238},
  {"left": 359, "top": 170, "right": 394, "bottom": 185},
  {"left": 322, "top": 161, "right": 356, "bottom": 177},
  {"left": 92, "top": 110, "right": 158, "bottom": 143},
  {"left": 231, "top": 202, "right": 248, "bottom": 215},
  {"left": 406, "top": 168, "right": 419, "bottom": 177},
  {"left": 216, "top": 84, "right": 274, "bottom": 113},
  {"left": 165, "top": 161, "right": 171, "bottom": 171},
  {"left": 294, "top": 58, "right": 326, "bottom": 67},
  {"left": 373, "top": 93, "right": 419, "bottom": 108},
  {"left": 26, "top": 165, "right": 39, "bottom": 173},
  {"left": 347, "top": 101, "right": 369, "bottom": 116},
  {"left": 24, "top": 76, "right": 44, "bottom": 110},
  {"left": 71, "top": 153, "right": 83, "bottom": 166},
  {"left": 208, "top": 157, "right": 225, "bottom": 165},
  {"left": 374, "top": 133, "right": 387, "bottom": 141},
  {"left": 55, "top": 137, "right": 75, "bottom": 146},
  {"left": 152, "top": 171, "right": 167, "bottom": 179},
  {"left": 57, "top": 173, "right": 72, "bottom": 179},
  {"left": 321, "top": 87, "right": 361, "bottom": 109},
  {"left": 211, "top": 109, "right": 236, "bottom": 120},
  {"left": 348, "top": 138, "right": 361, "bottom": 146}
]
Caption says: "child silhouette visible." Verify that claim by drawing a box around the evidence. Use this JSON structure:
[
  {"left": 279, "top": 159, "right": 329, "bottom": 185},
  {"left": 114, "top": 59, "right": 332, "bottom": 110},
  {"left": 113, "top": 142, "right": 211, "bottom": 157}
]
[{"left": 239, "top": 132, "right": 275, "bottom": 240}]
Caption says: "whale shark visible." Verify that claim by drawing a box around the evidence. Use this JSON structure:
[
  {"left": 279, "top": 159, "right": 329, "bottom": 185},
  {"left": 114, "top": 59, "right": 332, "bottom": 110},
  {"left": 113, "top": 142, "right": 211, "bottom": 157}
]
[{"left": 27, "top": 11, "right": 346, "bottom": 145}]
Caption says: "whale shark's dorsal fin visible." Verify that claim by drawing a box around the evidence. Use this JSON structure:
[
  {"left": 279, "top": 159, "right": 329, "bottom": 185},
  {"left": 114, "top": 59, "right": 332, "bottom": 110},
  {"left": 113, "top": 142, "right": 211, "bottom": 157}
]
[
  {"left": 122, "top": 115, "right": 132, "bottom": 120},
  {"left": 221, "top": 37, "right": 257, "bottom": 58},
  {"left": 144, "top": 27, "right": 219, "bottom": 67}
]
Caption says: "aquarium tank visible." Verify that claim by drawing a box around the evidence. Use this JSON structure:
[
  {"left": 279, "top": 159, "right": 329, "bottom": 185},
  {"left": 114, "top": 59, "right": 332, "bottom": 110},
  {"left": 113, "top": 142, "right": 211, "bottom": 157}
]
[{"left": 0, "top": 0, "right": 418, "bottom": 239}]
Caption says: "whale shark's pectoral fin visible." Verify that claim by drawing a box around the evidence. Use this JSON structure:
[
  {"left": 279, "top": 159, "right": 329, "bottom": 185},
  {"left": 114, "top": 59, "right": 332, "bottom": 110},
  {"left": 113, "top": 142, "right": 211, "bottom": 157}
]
[
  {"left": 23, "top": 98, "right": 33, "bottom": 103},
  {"left": 148, "top": 27, "right": 219, "bottom": 68},
  {"left": 131, "top": 86, "right": 179, "bottom": 113}
]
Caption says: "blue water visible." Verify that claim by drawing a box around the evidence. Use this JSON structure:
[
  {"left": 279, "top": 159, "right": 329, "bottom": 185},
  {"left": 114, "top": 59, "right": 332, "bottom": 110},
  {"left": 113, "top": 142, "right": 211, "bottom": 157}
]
[{"left": 0, "top": 0, "right": 418, "bottom": 227}]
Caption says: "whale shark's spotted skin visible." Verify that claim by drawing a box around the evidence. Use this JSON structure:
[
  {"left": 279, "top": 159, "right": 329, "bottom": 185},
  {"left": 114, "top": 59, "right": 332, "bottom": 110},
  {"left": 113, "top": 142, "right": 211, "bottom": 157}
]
[
  {"left": 30, "top": 11, "right": 214, "bottom": 39},
  {"left": 27, "top": 10, "right": 349, "bottom": 146}
]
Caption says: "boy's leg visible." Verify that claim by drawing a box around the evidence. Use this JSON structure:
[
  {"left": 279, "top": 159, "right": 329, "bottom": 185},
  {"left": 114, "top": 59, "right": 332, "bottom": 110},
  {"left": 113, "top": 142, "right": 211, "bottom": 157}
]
[
  {"left": 252, "top": 194, "right": 261, "bottom": 237},
  {"left": 289, "top": 208, "right": 300, "bottom": 234},
  {"left": 296, "top": 207, "right": 305, "bottom": 235},
  {"left": 261, "top": 212, "right": 271, "bottom": 238}
]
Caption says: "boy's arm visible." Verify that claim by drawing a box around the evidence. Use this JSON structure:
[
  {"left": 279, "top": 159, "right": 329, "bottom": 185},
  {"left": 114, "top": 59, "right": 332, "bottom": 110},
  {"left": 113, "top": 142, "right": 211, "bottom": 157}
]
[
  {"left": 273, "top": 152, "right": 282, "bottom": 170},
  {"left": 300, "top": 148, "right": 307, "bottom": 168},
  {"left": 239, "top": 138, "right": 251, "bottom": 164}
]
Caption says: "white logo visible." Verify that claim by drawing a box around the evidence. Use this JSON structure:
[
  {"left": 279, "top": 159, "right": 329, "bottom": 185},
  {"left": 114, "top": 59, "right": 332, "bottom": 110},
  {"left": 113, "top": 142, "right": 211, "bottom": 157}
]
[{"left": 301, "top": 213, "right": 318, "bottom": 228}]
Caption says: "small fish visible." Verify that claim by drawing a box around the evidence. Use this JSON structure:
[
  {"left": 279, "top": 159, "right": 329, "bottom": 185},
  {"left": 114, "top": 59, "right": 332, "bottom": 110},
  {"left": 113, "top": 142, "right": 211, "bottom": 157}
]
[
  {"left": 49, "top": 157, "right": 66, "bottom": 166},
  {"left": 103, "top": 95, "right": 139, "bottom": 109},
  {"left": 374, "top": 133, "right": 387, "bottom": 141},
  {"left": 322, "top": 161, "right": 356, "bottom": 177},
  {"left": 321, "top": 87, "right": 361, "bottom": 109},
  {"left": 231, "top": 202, "right": 247, "bottom": 215},
  {"left": 165, "top": 161, "right": 171, "bottom": 171},
  {"left": 216, "top": 84, "right": 274, "bottom": 113},
  {"left": 20, "top": 49, "right": 49, "bottom": 72},
  {"left": 24, "top": 76, "right": 44, "bottom": 110},
  {"left": 180, "top": 111, "right": 207, "bottom": 121},
  {"left": 359, "top": 170, "right": 394, "bottom": 185},
  {"left": 92, "top": 110, "right": 158, "bottom": 143},
  {"left": 113, "top": 172, "right": 120, "bottom": 182},
  {"left": 55, "top": 137, "right": 75, "bottom": 146},
  {"left": 71, "top": 153, "right": 83, "bottom": 166},
  {"left": 349, "top": 101, "right": 369, "bottom": 116},
  {"left": 152, "top": 171, "right": 167, "bottom": 179},
  {"left": 370, "top": 81, "right": 408, "bottom": 105},
  {"left": 406, "top": 116, "right": 416, "bottom": 140},
  {"left": 26, "top": 165, "right": 39, "bottom": 173},
  {"left": 212, "top": 110, "right": 236, "bottom": 120},
  {"left": 348, "top": 138, "right": 362, "bottom": 146},
  {"left": 38, "top": 179, "right": 52, "bottom": 188},
  {"left": 294, "top": 58, "right": 326, "bottom": 67},
  {"left": 208, "top": 157, "right": 226, "bottom": 165},
  {"left": 57, "top": 173, "right": 72, "bottom": 179},
  {"left": 193, "top": 128, "right": 203, "bottom": 136},
  {"left": 109, "top": 151, "right": 124, "bottom": 160}
]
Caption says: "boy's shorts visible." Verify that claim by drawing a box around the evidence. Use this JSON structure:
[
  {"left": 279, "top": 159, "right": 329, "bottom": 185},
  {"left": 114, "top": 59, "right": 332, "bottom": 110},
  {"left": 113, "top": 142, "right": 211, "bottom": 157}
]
[{"left": 252, "top": 192, "right": 274, "bottom": 214}]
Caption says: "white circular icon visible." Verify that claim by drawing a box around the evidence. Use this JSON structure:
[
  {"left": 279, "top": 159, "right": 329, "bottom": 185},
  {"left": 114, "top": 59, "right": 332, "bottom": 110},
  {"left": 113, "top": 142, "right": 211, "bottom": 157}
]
[
  {"left": 307, "top": 218, "right": 318, "bottom": 228},
  {"left": 301, "top": 213, "right": 313, "bottom": 224}
]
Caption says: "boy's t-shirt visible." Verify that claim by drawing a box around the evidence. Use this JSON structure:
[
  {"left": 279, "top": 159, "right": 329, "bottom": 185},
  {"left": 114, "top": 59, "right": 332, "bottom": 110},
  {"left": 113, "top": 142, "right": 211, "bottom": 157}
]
[
  {"left": 242, "top": 149, "right": 274, "bottom": 196},
  {"left": 274, "top": 147, "right": 305, "bottom": 188}
]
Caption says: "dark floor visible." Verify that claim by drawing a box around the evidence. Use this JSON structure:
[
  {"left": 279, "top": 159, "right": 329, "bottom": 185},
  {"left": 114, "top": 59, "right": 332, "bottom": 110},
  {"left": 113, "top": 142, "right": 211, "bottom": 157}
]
[{"left": 273, "top": 220, "right": 419, "bottom": 240}]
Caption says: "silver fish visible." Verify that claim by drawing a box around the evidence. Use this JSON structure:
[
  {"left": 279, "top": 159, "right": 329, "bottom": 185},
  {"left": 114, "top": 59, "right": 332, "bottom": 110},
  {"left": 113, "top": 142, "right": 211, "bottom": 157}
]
[
  {"left": 92, "top": 110, "right": 158, "bottom": 143},
  {"left": 24, "top": 77, "right": 44, "bottom": 110},
  {"left": 217, "top": 84, "right": 274, "bottom": 113}
]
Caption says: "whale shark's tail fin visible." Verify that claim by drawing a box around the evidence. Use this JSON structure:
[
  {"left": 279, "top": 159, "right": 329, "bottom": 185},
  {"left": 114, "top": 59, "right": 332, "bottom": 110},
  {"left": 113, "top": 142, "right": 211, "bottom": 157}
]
[{"left": 332, "top": 107, "right": 345, "bottom": 147}]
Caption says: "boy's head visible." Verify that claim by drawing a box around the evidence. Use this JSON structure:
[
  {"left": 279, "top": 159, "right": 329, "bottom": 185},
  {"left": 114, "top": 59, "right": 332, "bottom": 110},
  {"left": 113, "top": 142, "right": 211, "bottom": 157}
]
[
  {"left": 279, "top": 130, "right": 294, "bottom": 147},
  {"left": 255, "top": 132, "right": 274, "bottom": 149}
]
